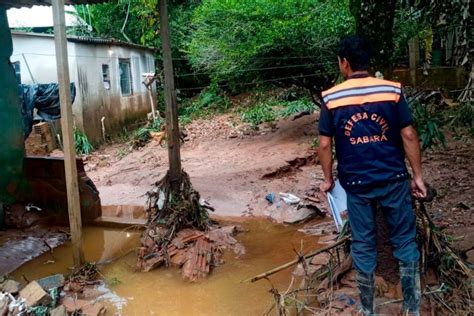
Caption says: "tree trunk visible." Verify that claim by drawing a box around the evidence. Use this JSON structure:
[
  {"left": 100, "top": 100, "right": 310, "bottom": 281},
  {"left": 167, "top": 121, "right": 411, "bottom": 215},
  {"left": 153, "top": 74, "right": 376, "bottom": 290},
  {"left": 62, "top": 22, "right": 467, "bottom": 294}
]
[{"left": 159, "top": 0, "right": 182, "bottom": 191}]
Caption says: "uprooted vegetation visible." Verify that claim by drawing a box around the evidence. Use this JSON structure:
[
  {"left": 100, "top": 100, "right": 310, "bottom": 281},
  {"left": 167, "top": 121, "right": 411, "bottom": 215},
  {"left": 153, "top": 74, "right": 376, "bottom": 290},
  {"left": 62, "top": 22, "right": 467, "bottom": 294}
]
[{"left": 136, "top": 170, "right": 245, "bottom": 281}]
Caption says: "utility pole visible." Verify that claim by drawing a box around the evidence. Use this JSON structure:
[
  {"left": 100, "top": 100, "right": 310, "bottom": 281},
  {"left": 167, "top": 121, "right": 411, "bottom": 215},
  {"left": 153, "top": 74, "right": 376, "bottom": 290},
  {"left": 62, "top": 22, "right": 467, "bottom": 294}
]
[
  {"left": 159, "top": 0, "right": 182, "bottom": 190},
  {"left": 52, "top": 0, "right": 85, "bottom": 267}
]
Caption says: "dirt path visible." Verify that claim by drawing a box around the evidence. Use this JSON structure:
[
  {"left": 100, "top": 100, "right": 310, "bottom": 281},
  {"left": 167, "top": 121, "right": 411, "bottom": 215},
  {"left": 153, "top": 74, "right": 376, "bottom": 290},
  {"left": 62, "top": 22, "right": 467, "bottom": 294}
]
[
  {"left": 87, "top": 113, "right": 321, "bottom": 218},
  {"left": 87, "top": 113, "right": 473, "bottom": 252}
]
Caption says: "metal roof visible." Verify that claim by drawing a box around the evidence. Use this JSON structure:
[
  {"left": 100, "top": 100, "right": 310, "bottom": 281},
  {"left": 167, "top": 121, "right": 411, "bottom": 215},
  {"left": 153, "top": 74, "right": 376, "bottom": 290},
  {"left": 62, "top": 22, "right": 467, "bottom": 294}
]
[
  {"left": 12, "top": 31, "right": 155, "bottom": 51},
  {"left": 1, "top": 0, "right": 109, "bottom": 8}
]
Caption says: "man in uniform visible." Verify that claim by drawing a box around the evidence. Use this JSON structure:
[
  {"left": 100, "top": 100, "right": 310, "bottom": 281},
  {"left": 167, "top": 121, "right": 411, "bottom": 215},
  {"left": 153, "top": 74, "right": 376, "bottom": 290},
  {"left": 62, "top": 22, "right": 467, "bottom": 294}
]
[{"left": 318, "top": 36, "right": 427, "bottom": 315}]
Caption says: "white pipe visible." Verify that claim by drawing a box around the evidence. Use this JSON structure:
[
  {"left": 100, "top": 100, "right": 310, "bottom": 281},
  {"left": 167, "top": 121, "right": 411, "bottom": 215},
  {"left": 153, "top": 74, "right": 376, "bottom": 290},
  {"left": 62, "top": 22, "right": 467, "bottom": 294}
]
[{"left": 101, "top": 116, "right": 106, "bottom": 142}]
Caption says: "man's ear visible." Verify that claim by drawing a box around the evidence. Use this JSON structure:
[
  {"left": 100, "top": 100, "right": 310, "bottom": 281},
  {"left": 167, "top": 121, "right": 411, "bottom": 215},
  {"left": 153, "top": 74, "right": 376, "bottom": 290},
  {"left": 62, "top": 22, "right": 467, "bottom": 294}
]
[{"left": 341, "top": 58, "right": 349, "bottom": 69}]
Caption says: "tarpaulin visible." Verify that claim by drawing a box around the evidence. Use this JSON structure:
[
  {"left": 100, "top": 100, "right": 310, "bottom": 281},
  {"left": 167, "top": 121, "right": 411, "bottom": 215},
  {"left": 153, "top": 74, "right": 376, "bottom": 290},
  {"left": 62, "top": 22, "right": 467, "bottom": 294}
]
[{"left": 19, "top": 83, "right": 76, "bottom": 137}]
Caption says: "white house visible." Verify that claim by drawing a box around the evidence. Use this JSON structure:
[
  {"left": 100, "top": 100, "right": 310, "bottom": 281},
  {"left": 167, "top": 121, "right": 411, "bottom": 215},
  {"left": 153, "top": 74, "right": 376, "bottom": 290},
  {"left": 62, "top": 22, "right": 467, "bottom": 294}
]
[{"left": 11, "top": 31, "right": 156, "bottom": 142}]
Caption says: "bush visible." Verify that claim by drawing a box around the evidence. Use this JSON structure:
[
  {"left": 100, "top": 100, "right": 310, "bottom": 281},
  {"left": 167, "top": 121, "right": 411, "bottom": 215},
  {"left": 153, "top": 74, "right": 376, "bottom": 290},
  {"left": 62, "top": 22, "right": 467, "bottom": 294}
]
[
  {"left": 447, "top": 101, "right": 474, "bottom": 132},
  {"left": 132, "top": 119, "right": 163, "bottom": 145},
  {"left": 279, "top": 98, "right": 315, "bottom": 117},
  {"left": 179, "top": 86, "right": 231, "bottom": 122},
  {"left": 241, "top": 95, "right": 315, "bottom": 128},
  {"left": 241, "top": 100, "right": 278, "bottom": 127},
  {"left": 410, "top": 100, "right": 446, "bottom": 150},
  {"left": 186, "top": 0, "right": 354, "bottom": 93}
]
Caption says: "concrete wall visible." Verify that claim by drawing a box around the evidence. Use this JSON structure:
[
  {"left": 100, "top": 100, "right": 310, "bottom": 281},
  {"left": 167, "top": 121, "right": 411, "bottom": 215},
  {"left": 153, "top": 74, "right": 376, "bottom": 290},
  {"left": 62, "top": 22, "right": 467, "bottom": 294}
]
[
  {"left": 11, "top": 33, "right": 156, "bottom": 142},
  {"left": 388, "top": 67, "right": 468, "bottom": 92}
]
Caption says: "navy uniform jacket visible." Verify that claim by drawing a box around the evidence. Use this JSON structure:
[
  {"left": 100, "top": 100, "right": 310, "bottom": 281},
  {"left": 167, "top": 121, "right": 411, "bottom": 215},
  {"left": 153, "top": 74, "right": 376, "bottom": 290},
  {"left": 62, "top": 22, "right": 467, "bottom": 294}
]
[{"left": 318, "top": 74, "right": 413, "bottom": 192}]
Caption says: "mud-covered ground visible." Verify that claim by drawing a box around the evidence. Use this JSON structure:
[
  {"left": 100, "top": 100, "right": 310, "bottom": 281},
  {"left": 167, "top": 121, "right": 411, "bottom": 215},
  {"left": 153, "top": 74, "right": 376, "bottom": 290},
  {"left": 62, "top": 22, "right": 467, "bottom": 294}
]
[
  {"left": 84, "top": 112, "right": 473, "bottom": 314},
  {"left": 87, "top": 112, "right": 473, "bottom": 240}
]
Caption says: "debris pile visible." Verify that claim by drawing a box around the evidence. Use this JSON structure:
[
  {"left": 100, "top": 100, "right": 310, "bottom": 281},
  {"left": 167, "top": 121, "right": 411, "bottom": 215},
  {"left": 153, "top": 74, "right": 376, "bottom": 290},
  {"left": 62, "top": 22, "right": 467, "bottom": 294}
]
[
  {"left": 252, "top": 189, "right": 473, "bottom": 315},
  {"left": 137, "top": 170, "right": 245, "bottom": 281},
  {"left": 0, "top": 266, "right": 110, "bottom": 316},
  {"left": 264, "top": 190, "right": 325, "bottom": 224}
]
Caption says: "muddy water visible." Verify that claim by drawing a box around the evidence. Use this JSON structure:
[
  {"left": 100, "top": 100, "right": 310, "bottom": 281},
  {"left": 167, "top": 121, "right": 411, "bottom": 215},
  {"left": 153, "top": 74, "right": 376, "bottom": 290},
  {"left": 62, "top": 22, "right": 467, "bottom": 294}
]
[{"left": 13, "top": 219, "right": 320, "bottom": 315}]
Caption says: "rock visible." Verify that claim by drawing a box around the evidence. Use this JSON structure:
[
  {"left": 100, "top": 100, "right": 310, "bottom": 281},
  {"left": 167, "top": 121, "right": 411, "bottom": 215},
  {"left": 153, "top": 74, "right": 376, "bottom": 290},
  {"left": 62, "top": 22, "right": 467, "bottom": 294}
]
[
  {"left": 82, "top": 302, "right": 106, "bottom": 316},
  {"left": 1, "top": 279, "right": 22, "bottom": 294},
  {"left": 37, "top": 274, "right": 65, "bottom": 291},
  {"left": 50, "top": 305, "right": 67, "bottom": 316},
  {"left": 19, "top": 281, "right": 52, "bottom": 307},
  {"left": 282, "top": 207, "right": 316, "bottom": 224}
]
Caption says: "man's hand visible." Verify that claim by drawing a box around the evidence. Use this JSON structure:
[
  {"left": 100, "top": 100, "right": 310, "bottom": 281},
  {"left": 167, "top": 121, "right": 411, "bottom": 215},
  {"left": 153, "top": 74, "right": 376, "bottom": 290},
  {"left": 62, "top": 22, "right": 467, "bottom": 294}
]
[
  {"left": 319, "top": 179, "right": 335, "bottom": 195},
  {"left": 411, "top": 177, "right": 427, "bottom": 199}
]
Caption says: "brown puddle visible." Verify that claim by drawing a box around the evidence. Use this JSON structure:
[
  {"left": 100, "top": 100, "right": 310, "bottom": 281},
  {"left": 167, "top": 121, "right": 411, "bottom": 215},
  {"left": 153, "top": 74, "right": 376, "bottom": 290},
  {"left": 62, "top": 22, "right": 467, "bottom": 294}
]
[{"left": 12, "top": 218, "right": 320, "bottom": 315}]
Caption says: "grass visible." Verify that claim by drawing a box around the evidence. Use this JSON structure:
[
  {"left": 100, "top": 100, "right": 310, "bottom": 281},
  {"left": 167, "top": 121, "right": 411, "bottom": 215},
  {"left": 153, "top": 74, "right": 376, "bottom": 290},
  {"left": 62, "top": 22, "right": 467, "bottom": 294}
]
[
  {"left": 132, "top": 119, "right": 163, "bottom": 144},
  {"left": 116, "top": 147, "right": 128, "bottom": 160},
  {"left": 241, "top": 97, "right": 315, "bottom": 128},
  {"left": 179, "top": 88, "right": 231, "bottom": 124},
  {"left": 73, "top": 126, "right": 93, "bottom": 155},
  {"left": 446, "top": 101, "right": 473, "bottom": 136}
]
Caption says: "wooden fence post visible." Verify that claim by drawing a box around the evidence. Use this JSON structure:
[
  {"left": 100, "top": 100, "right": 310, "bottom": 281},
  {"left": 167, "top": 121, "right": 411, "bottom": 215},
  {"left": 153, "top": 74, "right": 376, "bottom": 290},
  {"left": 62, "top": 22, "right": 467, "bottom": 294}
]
[
  {"left": 52, "top": 0, "right": 85, "bottom": 267},
  {"left": 159, "top": 0, "right": 182, "bottom": 190}
]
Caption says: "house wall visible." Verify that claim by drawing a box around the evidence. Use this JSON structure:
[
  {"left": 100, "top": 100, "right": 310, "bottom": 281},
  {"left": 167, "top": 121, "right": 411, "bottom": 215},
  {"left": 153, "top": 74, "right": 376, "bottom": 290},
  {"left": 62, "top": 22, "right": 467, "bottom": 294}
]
[
  {"left": 10, "top": 33, "right": 83, "bottom": 128},
  {"left": 11, "top": 33, "right": 156, "bottom": 143},
  {"left": 73, "top": 43, "right": 155, "bottom": 142}
]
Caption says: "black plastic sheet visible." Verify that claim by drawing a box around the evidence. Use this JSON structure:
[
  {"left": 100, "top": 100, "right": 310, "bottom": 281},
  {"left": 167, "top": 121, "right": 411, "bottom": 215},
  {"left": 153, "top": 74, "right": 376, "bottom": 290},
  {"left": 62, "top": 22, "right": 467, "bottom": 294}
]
[{"left": 19, "top": 83, "right": 76, "bottom": 137}]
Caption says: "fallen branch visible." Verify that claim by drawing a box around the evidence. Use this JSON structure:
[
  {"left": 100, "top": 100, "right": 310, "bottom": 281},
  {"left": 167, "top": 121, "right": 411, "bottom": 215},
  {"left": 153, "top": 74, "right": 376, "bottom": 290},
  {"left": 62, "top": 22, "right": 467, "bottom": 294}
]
[
  {"left": 378, "top": 283, "right": 448, "bottom": 306},
  {"left": 243, "top": 236, "right": 350, "bottom": 283}
]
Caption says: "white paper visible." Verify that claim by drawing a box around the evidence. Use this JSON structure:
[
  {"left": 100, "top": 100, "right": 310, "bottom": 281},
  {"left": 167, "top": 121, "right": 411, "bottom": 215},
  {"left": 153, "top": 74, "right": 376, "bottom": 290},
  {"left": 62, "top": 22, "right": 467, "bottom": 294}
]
[{"left": 326, "top": 180, "right": 348, "bottom": 232}]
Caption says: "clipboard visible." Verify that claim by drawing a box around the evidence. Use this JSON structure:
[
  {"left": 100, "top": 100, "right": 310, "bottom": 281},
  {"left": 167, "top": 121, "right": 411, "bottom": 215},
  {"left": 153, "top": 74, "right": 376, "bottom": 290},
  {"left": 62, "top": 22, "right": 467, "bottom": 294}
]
[{"left": 326, "top": 180, "right": 348, "bottom": 232}]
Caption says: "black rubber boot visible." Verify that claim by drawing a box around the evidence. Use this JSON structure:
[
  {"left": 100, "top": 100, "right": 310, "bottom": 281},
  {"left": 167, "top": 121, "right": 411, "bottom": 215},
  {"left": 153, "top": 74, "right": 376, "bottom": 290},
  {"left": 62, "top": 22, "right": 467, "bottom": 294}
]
[
  {"left": 399, "top": 261, "right": 421, "bottom": 315},
  {"left": 356, "top": 271, "right": 375, "bottom": 316}
]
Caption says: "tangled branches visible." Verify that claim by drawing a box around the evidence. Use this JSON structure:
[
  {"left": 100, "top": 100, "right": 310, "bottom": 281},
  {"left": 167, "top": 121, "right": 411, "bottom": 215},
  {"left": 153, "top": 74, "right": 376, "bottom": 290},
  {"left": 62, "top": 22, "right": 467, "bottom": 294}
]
[
  {"left": 137, "top": 170, "right": 213, "bottom": 271},
  {"left": 416, "top": 200, "right": 473, "bottom": 314}
]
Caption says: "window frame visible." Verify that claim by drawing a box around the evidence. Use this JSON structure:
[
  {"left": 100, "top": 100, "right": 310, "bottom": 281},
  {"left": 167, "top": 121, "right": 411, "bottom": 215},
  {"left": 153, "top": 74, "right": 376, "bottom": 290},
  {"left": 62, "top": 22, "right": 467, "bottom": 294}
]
[
  {"left": 118, "top": 58, "right": 133, "bottom": 96},
  {"left": 102, "top": 64, "right": 111, "bottom": 90}
]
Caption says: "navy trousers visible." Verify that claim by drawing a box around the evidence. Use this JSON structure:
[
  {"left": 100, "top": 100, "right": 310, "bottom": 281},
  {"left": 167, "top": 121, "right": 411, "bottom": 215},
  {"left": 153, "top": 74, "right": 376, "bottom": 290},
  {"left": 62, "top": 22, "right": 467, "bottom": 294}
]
[{"left": 346, "top": 180, "right": 420, "bottom": 274}]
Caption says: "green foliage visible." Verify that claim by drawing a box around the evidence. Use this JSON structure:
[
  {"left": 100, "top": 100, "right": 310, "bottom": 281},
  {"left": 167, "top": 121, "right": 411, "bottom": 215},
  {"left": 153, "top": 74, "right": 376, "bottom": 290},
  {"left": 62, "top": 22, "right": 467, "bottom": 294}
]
[
  {"left": 392, "top": 6, "right": 430, "bottom": 62},
  {"left": 73, "top": 127, "right": 93, "bottom": 155},
  {"left": 279, "top": 99, "right": 314, "bottom": 118},
  {"left": 310, "top": 137, "right": 319, "bottom": 149},
  {"left": 179, "top": 86, "right": 231, "bottom": 121},
  {"left": 409, "top": 100, "right": 446, "bottom": 150},
  {"left": 241, "top": 100, "right": 278, "bottom": 128},
  {"left": 447, "top": 101, "right": 474, "bottom": 129},
  {"left": 186, "top": 0, "right": 354, "bottom": 92},
  {"left": 116, "top": 147, "right": 128, "bottom": 160},
  {"left": 132, "top": 119, "right": 163, "bottom": 144},
  {"left": 241, "top": 96, "right": 315, "bottom": 128}
]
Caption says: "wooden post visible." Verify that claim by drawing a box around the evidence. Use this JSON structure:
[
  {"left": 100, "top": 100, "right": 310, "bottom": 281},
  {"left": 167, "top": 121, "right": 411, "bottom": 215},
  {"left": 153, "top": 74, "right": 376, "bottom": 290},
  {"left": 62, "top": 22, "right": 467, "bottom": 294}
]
[
  {"left": 408, "top": 37, "right": 420, "bottom": 86},
  {"left": 52, "top": 0, "right": 85, "bottom": 267},
  {"left": 159, "top": 0, "right": 182, "bottom": 190}
]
